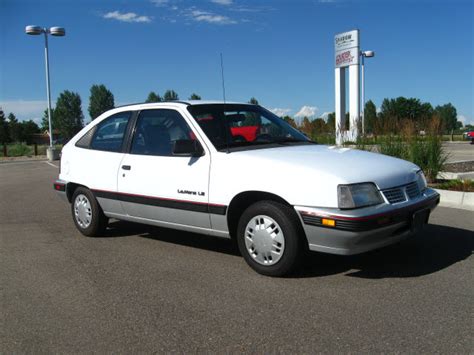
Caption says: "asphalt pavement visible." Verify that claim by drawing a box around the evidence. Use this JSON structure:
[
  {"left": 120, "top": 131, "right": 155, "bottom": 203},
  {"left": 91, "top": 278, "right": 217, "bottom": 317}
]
[
  {"left": 1, "top": 161, "right": 473, "bottom": 353},
  {"left": 443, "top": 141, "right": 473, "bottom": 163}
]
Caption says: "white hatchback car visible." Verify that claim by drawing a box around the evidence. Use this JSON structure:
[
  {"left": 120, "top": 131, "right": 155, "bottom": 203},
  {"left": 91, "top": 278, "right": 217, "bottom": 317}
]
[{"left": 55, "top": 101, "right": 440, "bottom": 276}]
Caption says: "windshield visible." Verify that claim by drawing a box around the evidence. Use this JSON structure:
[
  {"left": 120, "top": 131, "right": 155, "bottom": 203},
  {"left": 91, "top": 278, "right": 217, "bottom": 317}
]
[{"left": 187, "top": 104, "right": 311, "bottom": 151}]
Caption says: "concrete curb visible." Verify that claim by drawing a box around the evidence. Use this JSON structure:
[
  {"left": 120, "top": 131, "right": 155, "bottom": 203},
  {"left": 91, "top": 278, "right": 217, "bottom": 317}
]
[
  {"left": 434, "top": 189, "right": 474, "bottom": 211},
  {"left": 437, "top": 171, "right": 474, "bottom": 180},
  {"left": 0, "top": 157, "right": 48, "bottom": 164}
]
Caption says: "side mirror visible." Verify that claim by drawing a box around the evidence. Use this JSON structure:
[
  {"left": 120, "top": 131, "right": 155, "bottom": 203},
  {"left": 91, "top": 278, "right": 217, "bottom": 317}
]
[{"left": 173, "top": 139, "right": 204, "bottom": 157}]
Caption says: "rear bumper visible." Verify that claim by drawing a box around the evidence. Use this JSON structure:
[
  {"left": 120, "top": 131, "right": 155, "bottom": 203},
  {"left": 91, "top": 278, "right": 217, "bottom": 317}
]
[
  {"left": 295, "top": 188, "right": 440, "bottom": 255},
  {"left": 53, "top": 179, "right": 68, "bottom": 202}
]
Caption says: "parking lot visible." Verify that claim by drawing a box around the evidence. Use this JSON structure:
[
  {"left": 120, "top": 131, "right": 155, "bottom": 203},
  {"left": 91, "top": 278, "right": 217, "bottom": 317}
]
[
  {"left": 443, "top": 141, "right": 474, "bottom": 163},
  {"left": 1, "top": 160, "right": 473, "bottom": 353}
]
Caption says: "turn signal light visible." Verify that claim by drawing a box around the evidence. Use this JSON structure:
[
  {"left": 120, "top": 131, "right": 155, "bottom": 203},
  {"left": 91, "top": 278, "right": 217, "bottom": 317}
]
[{"left": 322, "top": 218, "right": 336, "bottom": 227}]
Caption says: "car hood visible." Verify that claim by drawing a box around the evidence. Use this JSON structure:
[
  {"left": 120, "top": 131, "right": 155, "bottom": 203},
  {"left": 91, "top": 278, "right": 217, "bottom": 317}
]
[{"left": 231, "top": 144, "right": 420, "bottom": 190}]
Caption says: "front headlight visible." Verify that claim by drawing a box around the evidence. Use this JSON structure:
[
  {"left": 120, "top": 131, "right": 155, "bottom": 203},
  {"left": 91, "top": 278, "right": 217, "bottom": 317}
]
[
  {"left": 416, "top": 170, "right": 427, "bottom": 192},
  {"left": 338, "top": 183, "right": 383, "bottom": 209}
]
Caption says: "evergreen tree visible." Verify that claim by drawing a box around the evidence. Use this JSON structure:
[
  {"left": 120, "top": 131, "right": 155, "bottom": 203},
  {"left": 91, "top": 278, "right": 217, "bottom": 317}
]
[
  {"left": 54, "top": 90, "right": 84, "bottom": 139},
  {"left": 163, "top": 90, "right": 179, "bottom": 101},
  {"left": 189, "top": 93, "right": 201, "bottom": 100},
  {"left": 145, "top": 91, "right": 162, "bottom": 103},
  {"left": 88, "top": 84, "right": 115, "bottom": 120},
  {"left": 0, "top": 108, "right": 9, "bottom": 143}
]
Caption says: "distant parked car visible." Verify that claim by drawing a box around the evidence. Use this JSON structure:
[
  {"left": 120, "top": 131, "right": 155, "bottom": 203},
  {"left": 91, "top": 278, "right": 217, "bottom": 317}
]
[
  {"left": 464, "top": 130, "right": 474, "bottom": 143},
  {"left": 54, "top": 101, "right": 440, "bottom": 276}
]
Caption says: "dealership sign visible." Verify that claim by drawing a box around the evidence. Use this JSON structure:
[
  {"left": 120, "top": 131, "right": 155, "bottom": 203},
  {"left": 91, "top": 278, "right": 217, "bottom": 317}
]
[{"left": 335, "top": 30, "right": 359, "bottom": 68}]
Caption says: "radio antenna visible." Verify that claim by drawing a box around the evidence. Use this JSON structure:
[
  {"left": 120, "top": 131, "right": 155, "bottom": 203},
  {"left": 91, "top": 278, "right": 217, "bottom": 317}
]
[{"left": 220, "top": 53, "right": 226, "bottom": 103}]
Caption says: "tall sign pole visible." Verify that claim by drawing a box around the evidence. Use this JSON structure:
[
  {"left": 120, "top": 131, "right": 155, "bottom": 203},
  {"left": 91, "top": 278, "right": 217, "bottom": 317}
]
[{"left": 334, "top": 29, "right": 360, "bottom": 145}]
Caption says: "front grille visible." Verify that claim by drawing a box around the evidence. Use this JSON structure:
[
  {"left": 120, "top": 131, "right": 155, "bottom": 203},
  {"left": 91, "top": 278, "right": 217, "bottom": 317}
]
[
  {"left": 382, "top": 181, "right": 421, "bottom": 204},
  {"left": 382, "top": 188, "right": 406, "bottom": 204},
  {"left": 406, "top": 181, "right": 421, "bottom": 199}
]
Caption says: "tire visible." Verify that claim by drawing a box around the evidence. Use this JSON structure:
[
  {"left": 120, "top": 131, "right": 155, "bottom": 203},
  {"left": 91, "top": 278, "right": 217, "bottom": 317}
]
[
  {"left": 237, "top": 200, "right": 304, "bottom": 276},
  {"left": 71, "top": 187, "right": 108, "bottom": 237}
]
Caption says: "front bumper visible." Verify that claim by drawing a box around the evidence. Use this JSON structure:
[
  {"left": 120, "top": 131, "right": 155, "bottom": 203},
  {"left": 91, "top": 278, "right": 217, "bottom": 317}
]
[{"left": 295, "top": 188, "right": 440, "bottom": 255}]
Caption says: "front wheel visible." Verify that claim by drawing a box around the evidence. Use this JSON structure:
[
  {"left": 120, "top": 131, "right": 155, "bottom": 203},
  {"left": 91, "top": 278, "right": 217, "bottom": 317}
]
[
  {"left": 237, "top": 201, "right": 304, "bottom": 276},
  {"left": 71, "top": 187, "right": 108, "bottom": 237}
]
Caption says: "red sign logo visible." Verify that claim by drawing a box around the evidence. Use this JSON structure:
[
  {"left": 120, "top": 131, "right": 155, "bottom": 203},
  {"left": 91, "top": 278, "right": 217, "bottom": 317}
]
[{"left": 336, "top": 50, "right": 354, "bottom": 66}]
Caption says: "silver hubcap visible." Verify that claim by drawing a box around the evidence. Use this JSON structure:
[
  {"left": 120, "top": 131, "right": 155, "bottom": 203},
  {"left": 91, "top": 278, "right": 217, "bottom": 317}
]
[
  {"left": 244, "top": 215, "right": 285, "bottom": 266},
  {"left": 74, "top": 194, "right": 92, "bottom": 229}
]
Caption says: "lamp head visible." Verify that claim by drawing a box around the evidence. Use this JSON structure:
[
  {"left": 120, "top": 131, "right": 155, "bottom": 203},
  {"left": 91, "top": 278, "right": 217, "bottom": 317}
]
[
  {"left": 50, "top": 27, "right": 66, "bottom": 36},
  {"left": 25, "top": 25, "right": 43, "bottom": 35}
]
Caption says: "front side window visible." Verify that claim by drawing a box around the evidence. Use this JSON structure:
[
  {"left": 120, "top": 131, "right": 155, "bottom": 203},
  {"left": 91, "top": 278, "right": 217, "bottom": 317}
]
[
  {"left": 90, "top": 111, "right": 132, "bottom": 152},
  {"left": 187, "top": 104, "right": 310, "bottom": 151},
  {"left": 131, "top": 109, "right": 193, "bottom": 156}
]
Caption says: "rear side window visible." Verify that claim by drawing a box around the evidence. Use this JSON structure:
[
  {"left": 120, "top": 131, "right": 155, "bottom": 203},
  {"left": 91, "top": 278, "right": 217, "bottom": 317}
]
[
  {"left": 90, "top": 111, "right": 132, "bottom": 152},
  {"left": 131, "top": 109, "right": 193, "bottom": 156}
]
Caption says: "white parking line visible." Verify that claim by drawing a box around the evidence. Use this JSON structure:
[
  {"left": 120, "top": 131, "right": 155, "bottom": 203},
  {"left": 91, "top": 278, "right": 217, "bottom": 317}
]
[
  {"left": 44, "top": 161, "right": 59, "bottom": 168},
  {"left": 0, "top": 160, "right": 46, "bottom": 167}
]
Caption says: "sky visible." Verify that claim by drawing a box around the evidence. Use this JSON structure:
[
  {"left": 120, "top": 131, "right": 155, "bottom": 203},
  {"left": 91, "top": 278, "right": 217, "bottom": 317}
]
[{"left": 0, "top": 0, "right": 473, "bottom": 126}]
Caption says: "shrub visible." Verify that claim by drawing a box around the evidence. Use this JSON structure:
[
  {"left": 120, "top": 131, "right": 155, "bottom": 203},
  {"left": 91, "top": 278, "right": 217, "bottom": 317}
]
[
  {"left": 6, "top": 144, "right": 33, "bottom": 157},
  {"left": 436, "top": 179, "right": 474, "bottom": 192}
]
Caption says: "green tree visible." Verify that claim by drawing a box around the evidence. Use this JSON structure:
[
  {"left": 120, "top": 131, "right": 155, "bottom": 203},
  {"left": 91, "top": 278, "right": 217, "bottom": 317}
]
[
  {"left": 326, "top": 112, "right": 335, "bottom": 133},
  {"left": 311, "top": 118, "right": 327, "bottom": 135},
  {"left": 435, "top": 103, "right": 457, "bottom": 138},
  {"left": 88, "top": 84, "right": 115, "bottom": 120},
  {"left": 364, "top": 100, "right": 377, "bottom": 134},
  {"left": 300, "top": 117, "right": 312, "bottom": 137},
  {"left": 7, "top": 113, "right": 23, "bottom": 143},
  {"left": 189, "top": 93, "right": 201, "bottom": 100},
  {"left": 41, "top": 108, "right": 57, "bottom": 131},
  {"left": 145, "top": 91, "right": 162, "bottom": 103},
  {"left": 0, "top": 108, "right": 9, "bottom": 143},
  {"left": 54, "top": 90, "right": 84, "bottom": 140},
  {"left": 163, "top": 90, "right": 179, "bottom": 101},
  {"left": 20, "top": 120, "right": 40, "bottom": 144},
  {"left": 379, "top": 97, "right": 433, "bottom": 130},
  {"left": 248, "top": 97, "right": 259, "bottom": 105},
  {"left": 283, "top": 115, "right": 297, "bottom": 128}
]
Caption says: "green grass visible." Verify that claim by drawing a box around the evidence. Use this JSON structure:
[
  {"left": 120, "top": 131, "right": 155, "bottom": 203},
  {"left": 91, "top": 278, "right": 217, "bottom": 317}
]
[
  {"left": 441, "top": 134, "right": 464, "bottom": 141},
  {"left": 0, "top": 144, "right": 61, "bottom": 157},
  {"left": 434, "top": 179, "right": 474, "bottom": 192},
  {"left": 313, "top": 134, "right": 335, "bottom": 145}
]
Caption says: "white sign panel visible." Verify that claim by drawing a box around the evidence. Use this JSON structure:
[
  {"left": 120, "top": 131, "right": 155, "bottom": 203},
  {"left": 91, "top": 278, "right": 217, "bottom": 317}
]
[
  {"left": 335, "top": 47, "right": 359, "bottom": 68},
  {"left": 335, "top": 29, "right": 359, "bottom": 68}
]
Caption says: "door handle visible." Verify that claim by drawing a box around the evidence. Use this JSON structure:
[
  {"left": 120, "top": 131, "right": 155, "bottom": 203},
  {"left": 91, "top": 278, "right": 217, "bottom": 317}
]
[{"left": 122, "top": 165, "right": 131, "bottom": 170}]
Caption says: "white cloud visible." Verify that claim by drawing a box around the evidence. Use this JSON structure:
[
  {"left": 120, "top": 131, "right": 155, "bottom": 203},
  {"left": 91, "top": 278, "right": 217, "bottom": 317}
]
[
  {"left": 295, "top": 105, "right": 318, "bottom": 118},
  {"left": 103, "top": 11, "right": 152, "bottom": 23},
  {"left": 270, "top": 108, "right": 291, "bottom": 117},
  {"left": 211, "top": 0, "right": 233, "bottom": 5},
  {"left": 320, "top": 111, "right": 332, "bottom": 121},
  {"left": 0, "top": 100, "right": 49, "bottom": 124},
  {"left": 190, "top": 10, "right": 237, "bottom": 24},
  {"left": 457, "top": 114, "right": 473, "bottom": 126}
]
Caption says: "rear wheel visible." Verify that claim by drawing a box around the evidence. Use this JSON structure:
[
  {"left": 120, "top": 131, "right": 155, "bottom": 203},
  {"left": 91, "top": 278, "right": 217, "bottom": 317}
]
[
  {"left": 237, "top": 200, "right": 304, "bottom": 276},
  {"left": 71, "top": 187, "right": 108, "bottom": 237}
]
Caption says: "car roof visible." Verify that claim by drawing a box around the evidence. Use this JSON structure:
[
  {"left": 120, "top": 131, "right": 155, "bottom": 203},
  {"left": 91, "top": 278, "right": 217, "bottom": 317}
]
[{"left": 115, "top": 100, "right": 251, "bottom": 110}]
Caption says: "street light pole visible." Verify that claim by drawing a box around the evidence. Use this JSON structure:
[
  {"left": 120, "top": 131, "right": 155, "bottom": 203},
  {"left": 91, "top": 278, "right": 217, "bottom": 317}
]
[
  {"left": 361, "top": 53, "right": 365, "bottom": 135},
  {"left": 44, "top": 29, "right": 53, "bottom": 148},
  {"left": 25, "top": 25, "right": 65, "bottom": 161},
  {"left": 360, "top": 50, "right": 374, "bottom": 136}
]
